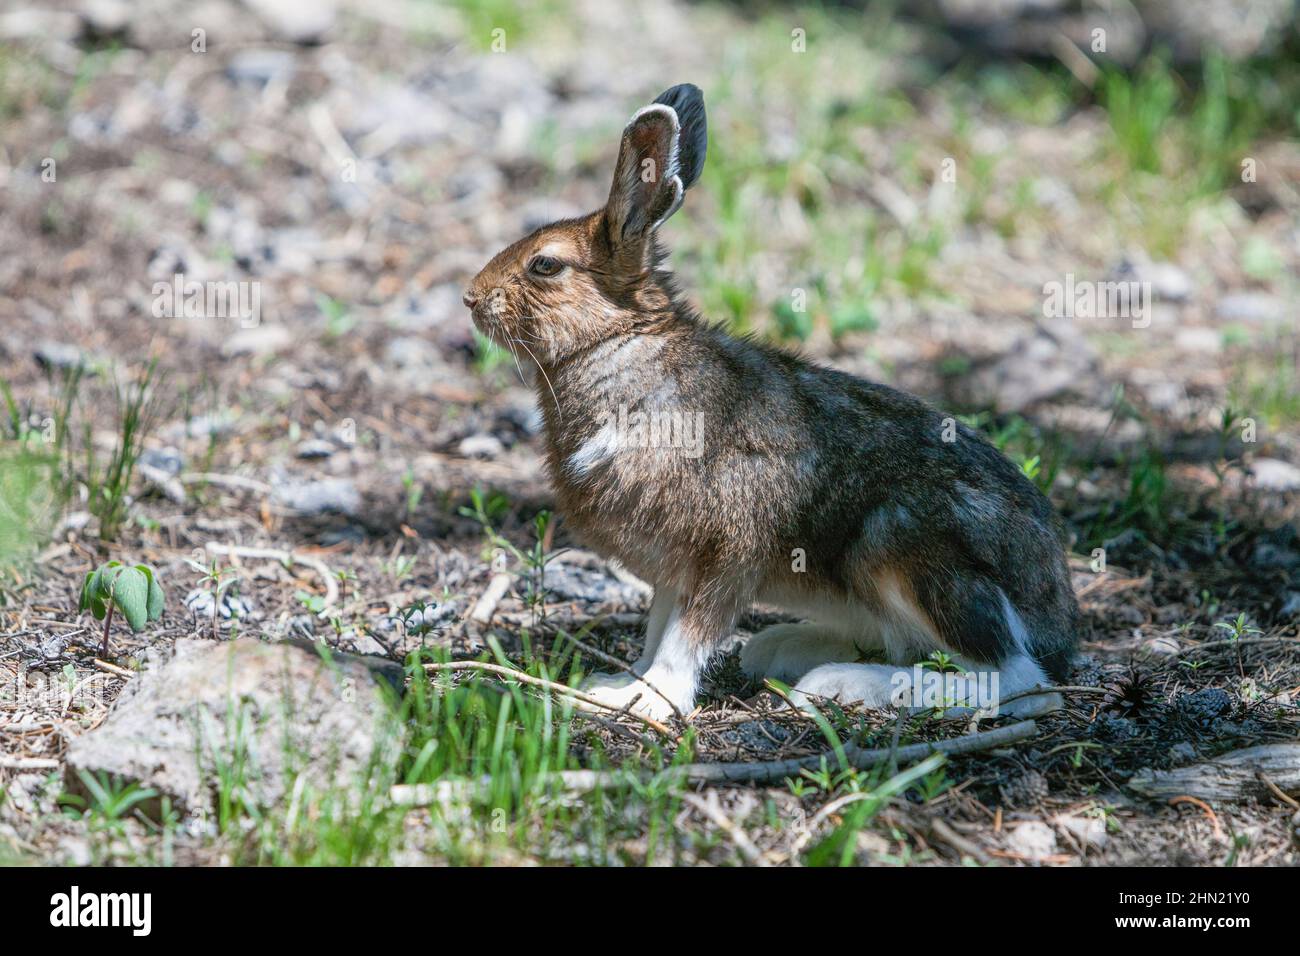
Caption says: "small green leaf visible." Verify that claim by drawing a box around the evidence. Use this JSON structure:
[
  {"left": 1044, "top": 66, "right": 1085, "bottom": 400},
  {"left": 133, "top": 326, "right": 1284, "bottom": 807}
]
[
  {"left": 111, "top": 567, "right": 150, "bottom": 631},
  {"left": 139, "top": 565, "right": 165, "bottom": 621}
]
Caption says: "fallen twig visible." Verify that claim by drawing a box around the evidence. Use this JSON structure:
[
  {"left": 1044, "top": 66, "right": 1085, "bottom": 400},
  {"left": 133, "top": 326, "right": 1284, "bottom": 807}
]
[
  {"left": 390, "top": 717, "right": 1039, "bottom": 809},
  {"left": 0, "top": 757, "right": 60, "bottom": 771},
  {"left": 92, "top": 658, "right": 134, "bottom": 679},
  {"left": 669, "top": 718, "right": 1039, "bottom": 787},
  {"left": 468, "top": 572, "right": 513, "bottom": 625},
  {"left": 422, "top": 660, "right": 675, "bottom": 738}
]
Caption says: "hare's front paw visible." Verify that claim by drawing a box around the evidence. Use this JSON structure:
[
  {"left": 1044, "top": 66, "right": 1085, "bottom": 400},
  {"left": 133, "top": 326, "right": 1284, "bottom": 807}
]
[
  {"left": 580, "top": 670, "right": 638, "bottom": 690},
  {"left": 578, "top": 672, "right": 680, "bottom": 721}
]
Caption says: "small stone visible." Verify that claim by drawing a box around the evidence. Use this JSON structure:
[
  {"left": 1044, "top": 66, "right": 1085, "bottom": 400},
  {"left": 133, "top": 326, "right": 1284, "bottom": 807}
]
[
  {"left": 1174, "top": 328, "right": 1221, "bottom": 353},
  {"left": 1054, "top": 813, "right": 1108, "bottom": 849},
  {"left": 1169, "top": 742, "right": 1197, "bottom": 764},
  {"left": 389, "top": 602, "right": 454, "bottom": 636},
  {"left": 184, "top": 588, "right": 255, "bottom": 623},
  {"left": 457, "top": 434, "right": 505, "bottom": 459},
  {"left": 1251, "top": 458, "right": 1300, "bottom": 492},
  {"left": 79, "top": 0, "right": 130, "bottom": 38},
  {"left": 140, "top": 446, "right": 184, "bottom": 476},
  {"left": 1279, "top": 592, "right": 1300, "bottom": 620},
  {"left": 1007, "top": 821, "right": 1058, "bottom": 860},
  {"left": 225, "top": 49, "right": 295, "bottom": 88},
  {"left": 33, "top": 341, "right": 87, "bottom": 372},
  {"left": 222, "top": 325, "right": 291, "bottom": 357},
  {"left": 295, "top": 439, "right": 335, "bottom": 460},
  {"left": 1145, "top": 635, "right": 1181, "bottom": 655},
  {"left": 244, "top": 0, "right": 335, "bottom": 43},
  {"left": 1216, "top": 292, "right": 1283, "bottom": 325},
  {"left": 271, "top": 477, "right": 360, "bottom": 516}
]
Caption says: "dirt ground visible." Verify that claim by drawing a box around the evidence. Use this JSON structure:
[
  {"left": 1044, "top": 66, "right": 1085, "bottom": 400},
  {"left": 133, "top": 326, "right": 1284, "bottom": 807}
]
[{"left": 1, "top": 0, "right": 1299, "bottom": 866}]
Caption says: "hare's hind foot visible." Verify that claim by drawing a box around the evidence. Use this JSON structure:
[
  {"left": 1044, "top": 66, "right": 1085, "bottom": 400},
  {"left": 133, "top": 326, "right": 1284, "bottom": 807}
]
[
  {"left": 788, "top": 653, "right": 1059, "bottom": 719},
  {"left": 740, "top": 623, "right": 866, "bottom": 684}
]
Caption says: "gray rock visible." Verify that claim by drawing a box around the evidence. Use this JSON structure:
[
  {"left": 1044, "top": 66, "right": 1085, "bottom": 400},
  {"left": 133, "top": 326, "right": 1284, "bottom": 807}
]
[
  {"left": 226, "top": 48, "right": 296, "bottom": 88},
  {"left": 1216, "top": 292, "right": 1283, "bottom": 325},
  {"left": 243, "top": 0, "right": 335, "bottom": 44},
  {"left": 542, "top": 562, "right": 646, "bottom": 608},
  {"left": 140, "top": 446, "right": 184, "bottom": 476},
  {"left": 271, "top": 477, "right": 360, "bottom": 516},
  {"left": 64, "top": 638, "right": 401, "bottom": 817},
  {"left": 1251, "top": 458, "right": 1300, "bottom": 492},
  {"left": 457, "top": 433, "right": 505, "bottom": 459},
  {"left": 1279, "top": 592, "right": 1300, "bottom": 620},
  {"left": 222, "top": 325, "right": 291, "bottom": 357},
  {"left": 295, "top": 439, "right": 336, "bottom": 460},
  {"left": 388, "top": 601, "right": 455, "bottom": 637},
  {"left": 183, "top": 588, "right": 256, "bottom": 623},
  {"left": 1006, "top": 821, "right": 1058, "bottom": 860},
  {"left": 33, "top": 341, "right": 87, "bottom": 372},
  {"left": 968, "top": 325, "right": 1101, "bottom": 412},
  {"left": 79, "top": 0, "right": 130, "bottom": 39}
]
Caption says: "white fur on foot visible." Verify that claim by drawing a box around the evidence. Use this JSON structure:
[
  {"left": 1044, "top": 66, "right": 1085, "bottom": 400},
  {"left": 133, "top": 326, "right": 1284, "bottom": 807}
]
[
  {"left": 740, "top": 623, "right": 860, "bottom": 683},
  {"left": 579, "top": 673, "right": 680, "bottom": 720},
  {"left": 789, "top": 662, "right": 901, "bottom": 710}
]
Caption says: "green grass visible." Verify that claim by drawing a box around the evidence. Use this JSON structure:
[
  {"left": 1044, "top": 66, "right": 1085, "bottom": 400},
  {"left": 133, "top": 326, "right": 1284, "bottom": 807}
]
[{"left": 1229, "top": 351, "right": 1300, "bottom": 429}]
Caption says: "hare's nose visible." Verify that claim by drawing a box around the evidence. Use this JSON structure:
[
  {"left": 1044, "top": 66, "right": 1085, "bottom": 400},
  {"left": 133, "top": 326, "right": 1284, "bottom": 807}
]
[{"left": 462, "top": 290, "right": 479, "bottom": 309}]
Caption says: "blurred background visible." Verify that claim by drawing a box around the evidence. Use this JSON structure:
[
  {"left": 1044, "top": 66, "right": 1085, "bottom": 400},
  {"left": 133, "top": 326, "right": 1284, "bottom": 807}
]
[{"left": 0, "top": 0, "right": 1299, "bottom": 865}]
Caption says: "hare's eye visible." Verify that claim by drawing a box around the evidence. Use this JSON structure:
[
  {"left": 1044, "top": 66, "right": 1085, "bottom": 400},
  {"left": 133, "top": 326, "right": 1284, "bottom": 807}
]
[{"left": 528, "top": 256, "right": 563, "bottom": 278}]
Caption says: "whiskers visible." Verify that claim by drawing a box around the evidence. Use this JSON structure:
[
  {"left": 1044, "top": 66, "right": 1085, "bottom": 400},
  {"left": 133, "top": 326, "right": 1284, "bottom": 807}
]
[{"left": 510, "top": 334, "right": 562, "bottom": 425}]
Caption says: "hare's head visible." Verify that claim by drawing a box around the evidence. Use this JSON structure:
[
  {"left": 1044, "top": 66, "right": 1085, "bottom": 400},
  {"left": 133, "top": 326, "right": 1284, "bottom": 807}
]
[{"left": 464, "top": 84, "right": 707, "bottom": 365}]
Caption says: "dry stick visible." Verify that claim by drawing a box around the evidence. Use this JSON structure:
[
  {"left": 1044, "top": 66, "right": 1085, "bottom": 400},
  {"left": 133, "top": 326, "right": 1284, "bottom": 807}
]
[
  {"left": 672, "top": 718, "right": 1039, "bottom": 787},
  {"left": 468, "top": 572, "right": 512, "bottom": 625},
  {"left": 1172, "top": 637, "right": 1298, "bottom": 657},
  {"left": 997, "top": 685, "right": 1111, "bottom": 706},
  {"left": 0, "top": 757, "right": 60, "bottom": 771},
  {"left": 203, "top": 542, "right": 339, "bottom": 610},
  {"left": 389, "top": 719, "right": 1041, "bottom": 809},
  {"left": 92, "top": 658, "right": 134, "bottom": 679},
  {"left": 421, "top": 661, "right": 675, "bottom": 739}
]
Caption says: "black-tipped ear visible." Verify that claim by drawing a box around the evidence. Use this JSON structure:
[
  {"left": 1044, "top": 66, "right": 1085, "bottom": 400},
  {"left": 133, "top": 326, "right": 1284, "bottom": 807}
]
[
  {"left": 605, "top": 84, "right": 708, "bottom": 248},
  {"left": 653, "top": 83, "right": 707, "bottom": 189}
]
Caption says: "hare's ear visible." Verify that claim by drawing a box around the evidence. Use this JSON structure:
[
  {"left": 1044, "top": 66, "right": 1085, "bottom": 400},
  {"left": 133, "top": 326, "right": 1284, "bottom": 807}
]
[{"left": 605, "top": 84, "right": 707, "bottom": 247}]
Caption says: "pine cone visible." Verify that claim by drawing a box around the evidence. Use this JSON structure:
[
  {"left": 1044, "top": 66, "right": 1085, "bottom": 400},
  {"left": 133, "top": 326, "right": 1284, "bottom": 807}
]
[{"left": 999, "top": 769, "right": 1049, "bottom": 807}]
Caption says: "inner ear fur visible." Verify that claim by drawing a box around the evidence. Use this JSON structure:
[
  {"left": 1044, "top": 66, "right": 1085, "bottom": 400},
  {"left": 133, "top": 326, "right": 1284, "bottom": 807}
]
[{"left": 605, "top": 104, "right": 684, "bottom": 246}]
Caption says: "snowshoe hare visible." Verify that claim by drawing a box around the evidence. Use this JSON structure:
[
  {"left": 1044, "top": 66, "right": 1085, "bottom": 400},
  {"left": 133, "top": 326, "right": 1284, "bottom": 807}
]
[{"left": 464, "top": 84, "right": 1078, "bottom": 720}]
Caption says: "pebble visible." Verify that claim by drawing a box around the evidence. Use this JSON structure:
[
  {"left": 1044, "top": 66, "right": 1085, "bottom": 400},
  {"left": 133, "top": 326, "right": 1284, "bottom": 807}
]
[
  {"left": 271, "top": 477, "right": 360, "bottom": 516},
  {"left": 1007, "top": 821, "right": 1058, "bottom": 860},
  {"left": 457, "top": 434, "right": 505, "bottom": 459},
  {"left": 1250, "top": 458, "right": 1300, "bottom": 492},
  {"left": 184, "top": 588, "right": 255, "bottom": 622},
  {"left": 33, "top": 341, "right": 87, "bottom": 372},
  {"left": 295, "top": 439, "right": 336, "bottom": 459}
]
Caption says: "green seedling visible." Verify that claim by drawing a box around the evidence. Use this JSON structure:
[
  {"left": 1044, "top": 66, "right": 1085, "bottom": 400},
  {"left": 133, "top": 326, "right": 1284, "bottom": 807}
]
[{"left": 79, "top": 560, "right": 165, "bottom": 658}]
